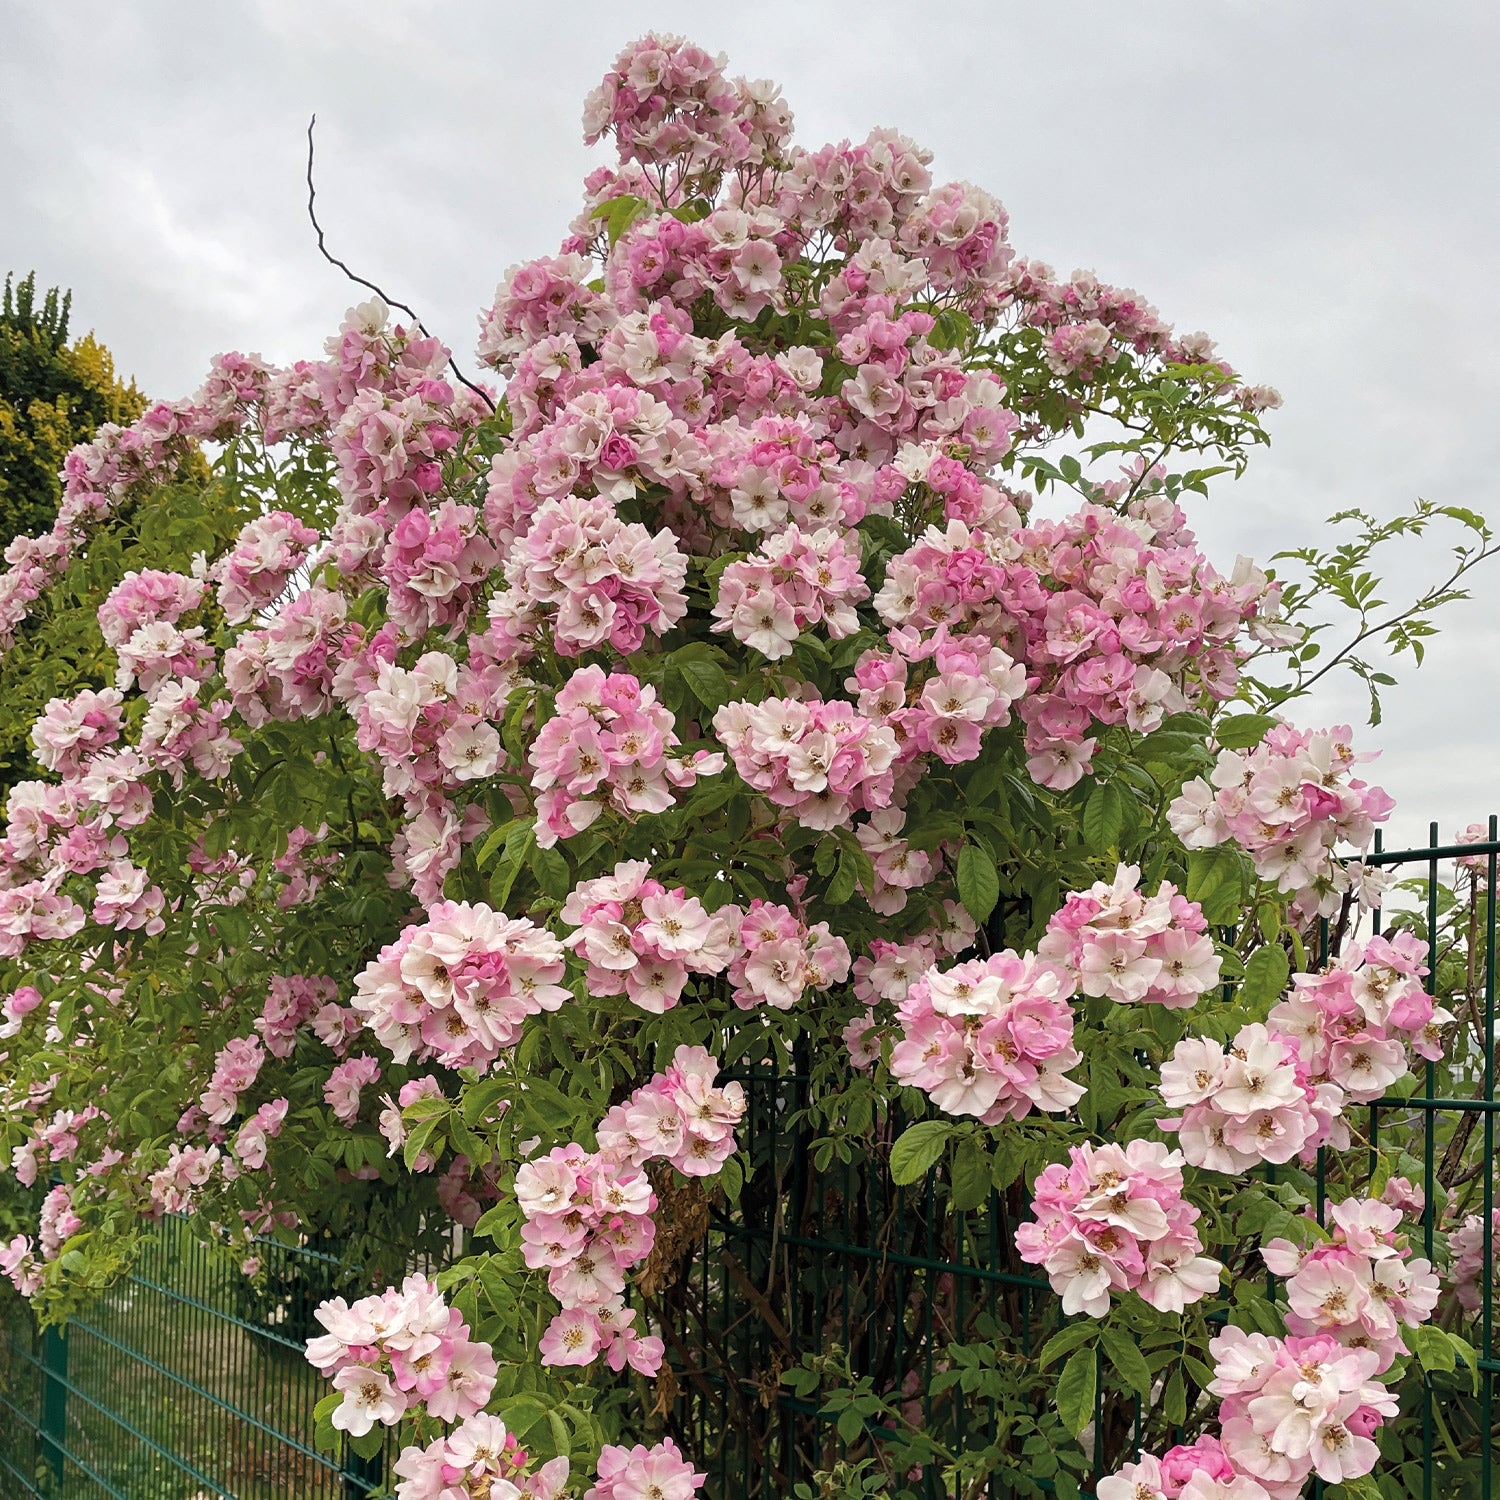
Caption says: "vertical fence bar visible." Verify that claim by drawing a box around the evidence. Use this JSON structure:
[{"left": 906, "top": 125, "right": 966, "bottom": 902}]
[
  {"left": 38, "top": 1322, "right": 67, "bottom": 1485},
  {"left": 1483, "top": 814, "right": 1495, "bottom": 1500},
  {"left": 1421, "top": 822, "right": 1438, "bottom": 1500}
]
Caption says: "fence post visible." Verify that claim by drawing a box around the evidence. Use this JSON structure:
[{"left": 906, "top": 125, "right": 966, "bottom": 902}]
[{"left": 38, "top": 1322, "right": 67, "bottom": 1483}]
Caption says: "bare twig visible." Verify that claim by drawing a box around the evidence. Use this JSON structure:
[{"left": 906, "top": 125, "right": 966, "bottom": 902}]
[
  {"left": 305, "top": 115, "right": 495, "bottom": 413},
  {"left": 1327, "top": 887, "right": 1356, "bottom": 959},
  {"left": 720, "top": 1249, "right": 791, "bottom": 1349},
  {"left": 1438, "top": 1108, "right": 1480, "bottom": 1189}
]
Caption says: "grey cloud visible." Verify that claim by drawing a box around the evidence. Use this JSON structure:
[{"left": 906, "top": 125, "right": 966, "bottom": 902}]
[{"left": 2, "top": 0, "right": 1497, "bottom": 847}]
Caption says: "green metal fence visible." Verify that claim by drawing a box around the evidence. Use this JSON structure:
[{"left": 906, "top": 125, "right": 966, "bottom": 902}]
[
  {"left": 0, "top": 827, "right": 1495, "bottom": 1499},
  {"left": 1362, "top": 823, "right": 1497, "bottom": 1500},
  {"left": 672, "top": 1065, "right": 1069, "bottom": 1498},
  {"left": 0, "top": 1214, "right": 392, "bottom": 1499},
  {"left": 667, "top": 824, "right": 1500, "bottom": 1498}
]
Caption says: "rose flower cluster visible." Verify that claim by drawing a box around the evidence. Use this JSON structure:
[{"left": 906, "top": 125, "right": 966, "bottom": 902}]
[
  {"left": 713, "top": 694, "right": 899, "bottom": 831},
  {"left": 1169, "top": 724, "right": 1394, "bottom": 918},
  {"left": 516, "top": 1046, "right": 745, "bottom": 1373},
  {"left": 1038, "top": 862, "right": 1221, "bottom": 1008},
  {"left": 304, "top": 1274, "right": 497, "bottom": 1436},
  {"left": 1261, "top": 1195, "right": 1439, "bottom": 1369},
  {"left": 529, "top": 666, "right": 724, "bottom": 848},
  {"left": 1269, "top": 930, "right": 1450, "bottom": 1102},
  {"left": 1156, "top": 1023, "right": 1345, "bottom": 1172},
  {"left": 1206, "top": 1325, "right": 1399, "bottom": 1492},
  {"left": 351, "top": 901, "right": 569, "bottom": 1070},
  {"left": 889, "top": 950, "right": 1083, "bottom": 1122},
  {"left": 559, "top": 859, "right": 738, "bottom": 1013},
  {"left": 1016, "top": 1139, "right": 1221, "bottom": 1316},
  {"left": 726, "top": 898, "right": 851, "bottom": 1010}
]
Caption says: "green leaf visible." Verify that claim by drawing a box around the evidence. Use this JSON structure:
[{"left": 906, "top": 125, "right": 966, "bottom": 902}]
[
  {"left": 1214, "top": 713, "right": 1279, "bottom": 749},
  {"left": 949, "top": 1139, "right": 991, "bottom": 1212},
  {"left": 1185, "top": 846, "right": 1246, "bottom": 924},
  {"left": 530, "top": 843, "right": 570, "bottom": 901},
  {"left": 1232, "top": 1278, "right": 1290, "bottom": 1336},
  {"left": 823, "top": 844, "right": 859, "bottom": 906},
  {"left": 962, "top": 757, "right": 1007, "bottom": 809},
  {"left": 836, "top": 1405, "right": 864, "bottom": 1444},
  {"left": 1100, "top": 1327, "right": 1152, "bottom": 1398},
  {"left": 667, "top": 197, "right": 713, "bottom": 224},
  {"left": 501, "top": 686, "right": 538, "bottom": 765},
  {"left": 1134, "top": 728, "right": 1209, "bottom": 767},
  {"left": 403, "top": 1114, "right": 445, "bottom": 1171},
  {"left": 460, "top": 1078, "right": 510, "bottom": 1127},
  {"left": 472, "top": 1202, "right": 510, "bottom": 1240},
  {"left": 956, "top": 842, "right": 1000, "bottom": 925},
  {"left": 348, "top": 1425, "right": 385, "bottom": 1459},
  {"left": 476, "top": 818, "right": 525, "bottom": 873},
  {"left": 489, "top": 858, "right": 522, "bottom": 913},
  {"left": 497, "top": 1394, "right": 550, "bottom": 1440},
  {"left": 1084, "top": 1049, "right": 1131, "bottom": 1128},
  {"left": 442, "top": 1115, "right": 482, "bottom": 1168},
  {"left": 1444, "top": 1330, "right": 1482, "bottom": 1394},
  {"left": 589, "top": 194, "right": 647, "bottom": 245},
  {"left": 1163, "top": 1368, "right": 1186, "bottom": 1424},
  {"left": 929, "top": 308, "right": 974, "bottom": 351},
  {"left": 1234, "top": 1192, "right": 1288, "bottom": 1240},
  {"left": 312, "top": 1392, "right": 340, "bottom": 1453},
  {"left": 679, "top": 657, "right": 731, "bottom": 713},
  {"left": 489, "top": 825, "right": 535, "bottom": 912},
  {"left": 1038, "top": 1322, "right": 1099, "bottom": 1369},
  {"left": 889, "top": 1120, "right": 952, "bottom": 1185},
  {"left": 1081, "top": 780, "right": 1126, "bottom": 854},
  {"left": 718, "top": 1153, "right": 743, "bottom": 1204},
  {"left": 1238, "top": 943, "right": 1290, "bottom": 1010},
  {"left": 1409, "top": 1323, "right": 1455, "bottom": 1376},
  {"left": 1055, "top": 1346, "right": 1098, "bottom": 1438}
]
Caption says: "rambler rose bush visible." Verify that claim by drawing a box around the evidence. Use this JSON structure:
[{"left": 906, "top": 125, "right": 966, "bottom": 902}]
[{"left": 0, "top": 30, "right": 1495, "bottom": 1499}]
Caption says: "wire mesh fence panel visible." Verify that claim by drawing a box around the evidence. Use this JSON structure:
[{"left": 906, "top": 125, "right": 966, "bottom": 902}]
[
  {"left": 660, "top": 1067, "right": 1076, "bottom": 1499},
  {"left": 0, "top": 1215, "right": 396, "bottom": 1500}
]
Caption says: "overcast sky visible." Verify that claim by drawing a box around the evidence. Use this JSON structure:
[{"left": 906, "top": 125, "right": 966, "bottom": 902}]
[{"left": 3, "top": 1, "right": 1497, "bottom": 856}]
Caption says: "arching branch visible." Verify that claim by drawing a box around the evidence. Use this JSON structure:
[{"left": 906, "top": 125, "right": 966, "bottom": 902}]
[{"left": 305, "top": 115, "right": 495, "bottom": 413}]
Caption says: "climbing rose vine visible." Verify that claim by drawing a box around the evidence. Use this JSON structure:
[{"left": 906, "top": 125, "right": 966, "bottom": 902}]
[{"left": 0, "top": 30, "right": 1492, "bottom": 1500}]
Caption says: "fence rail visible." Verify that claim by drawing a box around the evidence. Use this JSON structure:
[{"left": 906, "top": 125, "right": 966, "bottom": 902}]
[{"left": 1, "top": 827, "right": 1496, "bottom": 1499}]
